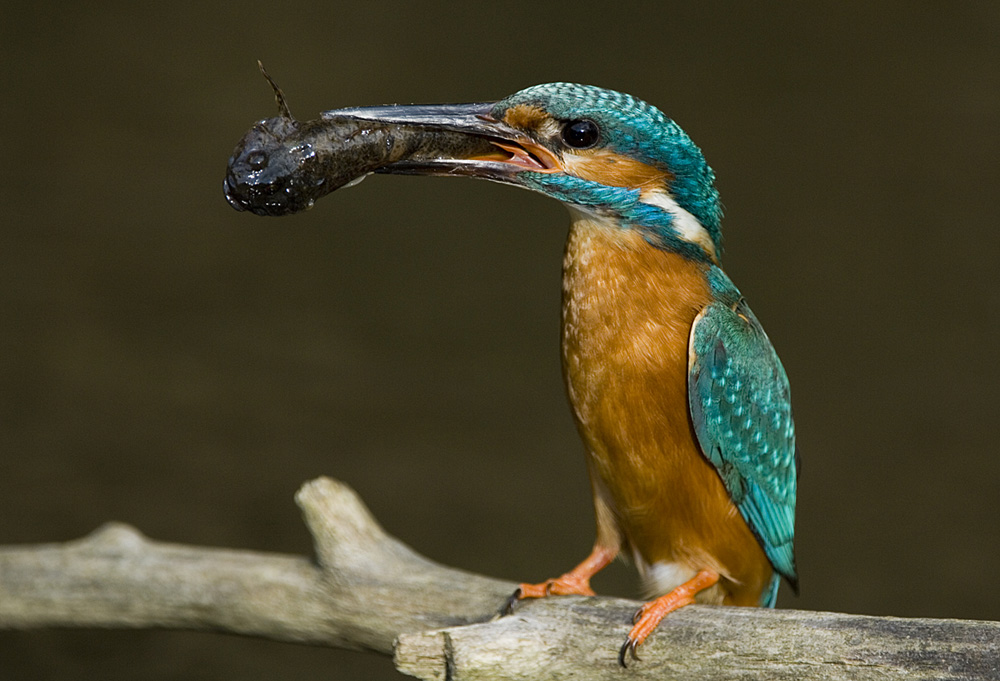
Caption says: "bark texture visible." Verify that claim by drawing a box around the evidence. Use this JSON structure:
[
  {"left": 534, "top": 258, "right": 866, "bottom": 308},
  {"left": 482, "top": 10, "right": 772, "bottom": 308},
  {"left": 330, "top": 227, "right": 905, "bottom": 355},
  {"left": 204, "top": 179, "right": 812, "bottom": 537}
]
[{"left": 1, "top": 477, "right": 995, "bottom": 680}]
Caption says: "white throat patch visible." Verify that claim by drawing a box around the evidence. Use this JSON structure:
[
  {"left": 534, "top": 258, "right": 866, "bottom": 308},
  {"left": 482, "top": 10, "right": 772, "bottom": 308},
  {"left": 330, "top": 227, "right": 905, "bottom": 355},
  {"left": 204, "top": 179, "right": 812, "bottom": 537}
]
[{"left": 640, "top": 189, "right": 717, "bottom": 260}]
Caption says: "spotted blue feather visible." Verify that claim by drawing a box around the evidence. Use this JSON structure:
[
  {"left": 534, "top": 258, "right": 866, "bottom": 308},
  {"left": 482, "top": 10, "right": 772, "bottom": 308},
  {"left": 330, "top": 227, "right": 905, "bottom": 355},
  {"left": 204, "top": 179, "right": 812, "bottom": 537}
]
[{"left": 688, "top": 268, "right": 798, "bottom": 599}]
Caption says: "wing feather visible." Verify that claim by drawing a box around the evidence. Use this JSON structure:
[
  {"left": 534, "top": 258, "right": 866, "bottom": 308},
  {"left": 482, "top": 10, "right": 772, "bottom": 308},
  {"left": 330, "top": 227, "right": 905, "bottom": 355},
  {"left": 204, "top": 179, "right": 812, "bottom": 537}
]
[{"left": 688, "top": 295, "right": 798, "bottom": 588}]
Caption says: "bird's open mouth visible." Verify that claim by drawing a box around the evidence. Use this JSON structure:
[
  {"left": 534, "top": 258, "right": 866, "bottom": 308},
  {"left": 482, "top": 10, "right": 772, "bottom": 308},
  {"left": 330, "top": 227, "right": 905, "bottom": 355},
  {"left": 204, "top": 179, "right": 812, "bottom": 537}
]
[
  {"left": 464, "top": 116, "right": 561, "bottom": 172},
  {"left": 470, "top": 138, "right": 560, "bottom": 172},
  {"left": 321, "top": 103, "right": 563, "bottom": 180}
]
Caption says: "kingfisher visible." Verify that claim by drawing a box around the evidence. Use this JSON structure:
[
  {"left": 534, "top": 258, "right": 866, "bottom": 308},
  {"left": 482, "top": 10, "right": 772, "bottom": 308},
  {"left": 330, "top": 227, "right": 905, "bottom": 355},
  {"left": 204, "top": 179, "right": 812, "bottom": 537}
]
[{"left": 227, "top": 80, "right": 798, "bottom": 664}]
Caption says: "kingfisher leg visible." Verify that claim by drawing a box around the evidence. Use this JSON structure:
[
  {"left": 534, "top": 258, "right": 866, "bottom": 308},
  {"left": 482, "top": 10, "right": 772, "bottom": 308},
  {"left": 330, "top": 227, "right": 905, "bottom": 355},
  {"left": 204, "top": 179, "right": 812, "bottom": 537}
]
[
  {"left": 502, "top": 545, "right": 617, "bottom": 614},
  {"left": 619, "top": 569, "right": 720, "bottom": 667}
]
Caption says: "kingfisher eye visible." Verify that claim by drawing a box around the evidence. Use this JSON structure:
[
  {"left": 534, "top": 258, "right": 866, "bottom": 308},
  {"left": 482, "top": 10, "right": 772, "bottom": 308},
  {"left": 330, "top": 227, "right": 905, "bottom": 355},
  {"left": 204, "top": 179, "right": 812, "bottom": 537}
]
[{"left": 561, "top": 120, "right": 600, "bottom": 149}]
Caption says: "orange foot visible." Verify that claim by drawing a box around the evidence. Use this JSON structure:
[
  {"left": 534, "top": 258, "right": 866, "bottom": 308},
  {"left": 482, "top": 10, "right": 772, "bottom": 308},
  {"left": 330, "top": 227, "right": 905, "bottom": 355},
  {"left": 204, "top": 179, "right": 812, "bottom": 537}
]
[
  {"left": 619, "top": 569, "right": 720, "bottom": 667},
  {"left": 502, "top": 545, "right": 617, "bottom": 615}
]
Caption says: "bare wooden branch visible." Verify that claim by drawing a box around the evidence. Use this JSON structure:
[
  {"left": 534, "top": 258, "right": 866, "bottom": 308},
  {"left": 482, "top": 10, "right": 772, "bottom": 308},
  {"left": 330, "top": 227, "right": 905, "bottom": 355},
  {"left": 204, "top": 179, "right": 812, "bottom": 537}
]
[
  {"left": 1, "top": 476, "right": 997, "bottom": 680},
  {"left": 0, "top": 477, "right": 512, "bottom": 654},
  {"left": 396, "top": 601, "right": 1000, "bottom": 680}
]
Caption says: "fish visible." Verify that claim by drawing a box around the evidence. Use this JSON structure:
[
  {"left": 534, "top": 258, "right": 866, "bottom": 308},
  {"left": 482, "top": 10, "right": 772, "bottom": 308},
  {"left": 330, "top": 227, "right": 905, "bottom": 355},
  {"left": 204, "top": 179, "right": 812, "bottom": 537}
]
[{"left": 224, "top": 63, "right": 501, "bottom": 217}]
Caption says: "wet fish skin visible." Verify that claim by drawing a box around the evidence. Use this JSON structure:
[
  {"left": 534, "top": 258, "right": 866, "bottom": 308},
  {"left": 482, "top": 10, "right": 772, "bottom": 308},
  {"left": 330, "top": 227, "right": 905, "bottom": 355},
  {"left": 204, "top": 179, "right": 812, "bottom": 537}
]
[
  {"left": 224, "top": 116, "right": 388, "bottom": 216},
  {"left": 224, "top": 115, "right": 496, "bottom": 217}
]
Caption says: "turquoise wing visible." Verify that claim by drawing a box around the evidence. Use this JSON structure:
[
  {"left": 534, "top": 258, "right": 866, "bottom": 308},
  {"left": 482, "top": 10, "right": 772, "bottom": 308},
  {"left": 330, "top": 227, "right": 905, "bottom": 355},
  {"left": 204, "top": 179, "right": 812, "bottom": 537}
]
[{"left": 688, "top": 282, "right": 798, "bottom": 600}]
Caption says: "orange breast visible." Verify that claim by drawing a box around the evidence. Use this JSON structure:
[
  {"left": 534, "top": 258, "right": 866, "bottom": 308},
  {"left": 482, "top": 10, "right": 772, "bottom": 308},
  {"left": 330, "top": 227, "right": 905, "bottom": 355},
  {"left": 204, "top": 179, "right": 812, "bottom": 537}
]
[{"left": 561, "top": 211, "right": 772, "bottom": 605}]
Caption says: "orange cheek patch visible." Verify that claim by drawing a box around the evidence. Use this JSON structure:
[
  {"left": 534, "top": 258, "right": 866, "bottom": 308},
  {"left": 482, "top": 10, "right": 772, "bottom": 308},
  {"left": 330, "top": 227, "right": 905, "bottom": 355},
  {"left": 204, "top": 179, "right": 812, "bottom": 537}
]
[
  {"left": 564, "top": 150, "right": 671, "bottom": 190},
  {"left": 502, "top": 104, "right": 550, "bottom": 132}
]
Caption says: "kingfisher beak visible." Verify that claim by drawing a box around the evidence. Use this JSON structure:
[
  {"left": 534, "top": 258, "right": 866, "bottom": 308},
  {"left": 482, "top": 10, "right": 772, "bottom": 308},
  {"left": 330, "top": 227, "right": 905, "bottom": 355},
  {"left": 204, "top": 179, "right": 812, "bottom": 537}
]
[{"left": 321, "top": 102, "right": 563, "bottom": 183}]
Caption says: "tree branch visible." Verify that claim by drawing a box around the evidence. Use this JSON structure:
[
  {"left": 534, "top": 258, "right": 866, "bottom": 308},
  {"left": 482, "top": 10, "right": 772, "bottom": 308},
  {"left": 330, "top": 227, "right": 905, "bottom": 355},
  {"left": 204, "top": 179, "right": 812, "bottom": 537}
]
[
  {"left": 0, "top": 477, "right": 511, "bottom": 654},
  {"left": 1, "top": 477, "right": 996, "bottom": 680}
]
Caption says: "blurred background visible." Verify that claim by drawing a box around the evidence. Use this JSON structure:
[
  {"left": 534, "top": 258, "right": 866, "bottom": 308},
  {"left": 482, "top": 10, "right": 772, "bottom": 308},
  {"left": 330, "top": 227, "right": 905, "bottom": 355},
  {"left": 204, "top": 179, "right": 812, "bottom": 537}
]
[{"left": 1, "top": 2, "right": 998, "bottom": 679}]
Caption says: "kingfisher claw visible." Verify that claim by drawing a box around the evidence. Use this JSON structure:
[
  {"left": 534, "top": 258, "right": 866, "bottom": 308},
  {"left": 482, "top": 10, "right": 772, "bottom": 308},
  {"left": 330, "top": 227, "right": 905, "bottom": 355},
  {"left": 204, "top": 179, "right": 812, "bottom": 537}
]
[
  {"left": 621, "top": 570, "right": 722, "bottom": 664},
  {"left": 621, "top": 604, "right": 651, "bottom": 666},
  {"left": 500, "top": 571, "right": 600, "bottom": 617},
  {"left": 501, "top": 546, "right": 616, "bottom": 619},
  {"left": 618, "top": 637, "right": 640, "bottom": 668},
  {"left": 515, "top": 576, "right": 595, "bottom": 600},
  {"left": 500, "top": 588, "right": 524, "bottom": 616}
]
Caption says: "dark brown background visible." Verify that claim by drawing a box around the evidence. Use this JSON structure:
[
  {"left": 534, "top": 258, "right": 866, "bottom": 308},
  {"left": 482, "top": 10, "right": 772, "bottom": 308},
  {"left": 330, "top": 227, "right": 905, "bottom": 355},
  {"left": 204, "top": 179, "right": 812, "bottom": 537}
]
[{"left": 2, "top": 2, "right": 998, "bottom": 679}]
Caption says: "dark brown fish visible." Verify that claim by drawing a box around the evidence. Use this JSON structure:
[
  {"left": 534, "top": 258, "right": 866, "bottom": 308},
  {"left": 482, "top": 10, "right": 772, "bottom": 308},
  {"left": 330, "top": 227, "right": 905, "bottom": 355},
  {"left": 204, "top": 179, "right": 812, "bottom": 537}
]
[
  {"left": 225, "top": 115, "right": 402, "bottom": 216},
  {"left": 224, "top": 65, "right": 554, "bottom": 217}
]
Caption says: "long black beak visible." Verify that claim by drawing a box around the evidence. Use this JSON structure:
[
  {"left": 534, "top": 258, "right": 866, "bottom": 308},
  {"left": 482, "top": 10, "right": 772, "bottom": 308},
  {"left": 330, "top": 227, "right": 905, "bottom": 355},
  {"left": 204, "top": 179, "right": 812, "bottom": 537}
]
[
  {"left": 321, "top": 102, "right": 561, "bottom": 182},
  {"left": 226, "top": 101, "right": 559, "bottom": 216},
  {"left": 322, "top": 102, "right": 499, "bottom": 132}
]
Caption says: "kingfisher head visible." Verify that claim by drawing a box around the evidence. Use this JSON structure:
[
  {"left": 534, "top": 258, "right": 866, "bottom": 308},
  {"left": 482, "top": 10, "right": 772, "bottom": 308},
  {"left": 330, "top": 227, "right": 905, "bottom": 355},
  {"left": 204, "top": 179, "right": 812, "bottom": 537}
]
[
  {"left": 487, "top": 83, "right": 722, "bottom": 262},
  {"left": 290, "top": 83, "right": 723, "bottom": 262}
]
